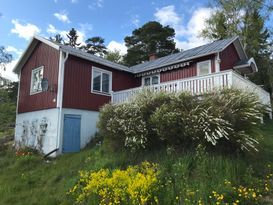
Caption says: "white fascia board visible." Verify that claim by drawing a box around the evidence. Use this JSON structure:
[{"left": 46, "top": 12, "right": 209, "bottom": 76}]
[{"left": 13, "top": 36, "right": 60, "bottom": 74}]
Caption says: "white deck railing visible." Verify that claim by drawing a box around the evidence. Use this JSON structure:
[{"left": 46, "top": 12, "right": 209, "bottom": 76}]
[{"left": 112, "top": 70, "right": 272, "bottom": 115}]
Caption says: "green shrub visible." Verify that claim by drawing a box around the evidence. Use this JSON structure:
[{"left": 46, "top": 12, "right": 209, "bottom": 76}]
[{"left": 98, "top": 89, "right": 266, "bottom": 153}]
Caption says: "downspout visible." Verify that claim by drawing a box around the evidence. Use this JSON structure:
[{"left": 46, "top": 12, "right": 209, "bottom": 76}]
[{"left": 55, "top": 50, "right": 69, "bottom": 155}]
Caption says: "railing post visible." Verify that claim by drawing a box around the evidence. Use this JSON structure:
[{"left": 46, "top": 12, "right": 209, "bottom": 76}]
[{"left": 227, "top": 71, "right": 233, "bottom": 88}]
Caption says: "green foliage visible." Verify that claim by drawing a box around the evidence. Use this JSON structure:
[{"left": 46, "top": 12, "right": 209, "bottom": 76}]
[
  {"left": 105, "top": 49, "right": 123, "bottom": 64},
  {"left": 201, "top": 0, "right": 273, "bottom": 93},
  {"left": 0, "top": 121, "right": 273, "bottom": 205},
  {"left": 0, "top": 46, "right": 12, "bottom": 72},
  {"left": 0, "top": 85, "right": 17, "bottom": 137},
  {"left": 98, "top": 89, "right": 265, "bottom": 153},
  {"left": 50, "top": 34, "right": 64, "bottom": 44},
  {"left": 82, "top": 36, "right": 108, "bottom": 57},
  {"left": 123, "top": 21, "right": 179, "bottom": 66},
  {"left": 65, "top": 28, "right": 81, "bottom": 48}
]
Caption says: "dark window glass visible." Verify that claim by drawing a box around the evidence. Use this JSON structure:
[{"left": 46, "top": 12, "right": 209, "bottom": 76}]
[
  {"left": 102, "top": 73, "right": 110, "bottom": 93},
  {"left": 93, "top": 71, "right": 101, "bottom": 92}
]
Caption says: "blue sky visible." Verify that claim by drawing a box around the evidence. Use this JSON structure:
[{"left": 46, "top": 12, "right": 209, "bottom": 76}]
[{"left": 1, "top": 0, "right": 272, "bottom": 81}]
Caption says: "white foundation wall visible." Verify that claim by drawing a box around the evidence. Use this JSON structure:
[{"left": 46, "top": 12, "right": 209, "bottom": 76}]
[
  {"left": 60, "top": 108, "right": 100, "bottom": 150},
  {"left": 14, "top": 108, "right": 59, "bottom": 155}
]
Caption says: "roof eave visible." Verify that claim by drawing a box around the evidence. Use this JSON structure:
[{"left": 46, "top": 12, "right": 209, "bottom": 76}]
[
  {"left": 132, "top": 51, "right": 220, "bottom": 74},
  {"left": 59, "top": 46, "right": 132, "bottom": 73},
  {"left": 233, "top": 57, "right": 258, "bottom": 74},
  {"left": 13, "top": 36, "right": 60, "bottom": 74}
]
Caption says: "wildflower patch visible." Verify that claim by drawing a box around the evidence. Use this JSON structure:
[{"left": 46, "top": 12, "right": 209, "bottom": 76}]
[{"left": 69, "top": 162, "right": 159, "bottom": 205}]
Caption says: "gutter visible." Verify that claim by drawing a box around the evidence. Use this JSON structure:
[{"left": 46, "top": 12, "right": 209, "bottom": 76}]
[{"left": 55, "top": 50, "right": 69, "bottom": 156}]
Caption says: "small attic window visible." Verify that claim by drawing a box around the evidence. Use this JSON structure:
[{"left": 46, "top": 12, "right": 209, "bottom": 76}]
[{"left": 30, "top": 66, "right": 44, "bottom": 95}]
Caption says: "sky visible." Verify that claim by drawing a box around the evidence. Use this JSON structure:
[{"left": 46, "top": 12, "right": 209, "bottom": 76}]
[{"left": 1, "top": 0, "right": 272, "bottom": 81}]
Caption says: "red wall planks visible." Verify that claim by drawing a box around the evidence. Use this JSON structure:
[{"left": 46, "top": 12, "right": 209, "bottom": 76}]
[
  {"left": 62, "top": 55, "right": 140, "bottom": 111},
  {"left": 18, "top": 42, "right": 59, "bottom": 113},
  {"left": 160, "top": 55, "right": 215, "bottom": 83},
  {"left": 220, "top": 43, "right": 240, "bottom": 71}
]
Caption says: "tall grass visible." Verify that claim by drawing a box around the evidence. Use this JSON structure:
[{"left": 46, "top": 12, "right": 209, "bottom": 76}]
[{"left": 0, "top": 121, "right": 273, "bottom": 204}]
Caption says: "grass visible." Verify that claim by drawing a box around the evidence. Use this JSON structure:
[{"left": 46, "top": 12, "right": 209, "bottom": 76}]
[{"left": 0, "top": 120, "right": 273, "bottom": 205}]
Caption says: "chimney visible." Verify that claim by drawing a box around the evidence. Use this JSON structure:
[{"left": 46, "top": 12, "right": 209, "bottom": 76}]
[{"left": 149, "top": 53, "right": 158, "bottom": 61}]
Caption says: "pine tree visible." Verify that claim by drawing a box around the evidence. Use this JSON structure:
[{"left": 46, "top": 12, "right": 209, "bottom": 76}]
[
  {"left": 50, "top": 34, "right": 64, "bottom": 44},
  {"left": 66, "top": 28, "right": 81, "bottom": 48},
  {"left": 123, "top": 21, "right": 179, "bottom": 66},
  {"left": 0, "top": 47, "right": 12, "bottom": 73},
  {"left": 82, "top": 36, "right": 108, "bottom": 57}
]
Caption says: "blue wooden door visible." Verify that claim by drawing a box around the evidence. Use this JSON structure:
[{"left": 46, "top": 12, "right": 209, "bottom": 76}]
[{"left": 62, "top": 114, "right": 81, "bottom": 153}]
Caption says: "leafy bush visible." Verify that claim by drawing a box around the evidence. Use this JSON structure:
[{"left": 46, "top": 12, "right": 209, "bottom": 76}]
[
  {"left": 69, "top": 162, "right": 159, "bottom": 205},
  {"left": 98, "top": 89, "right": 266, "bottom": 153}
]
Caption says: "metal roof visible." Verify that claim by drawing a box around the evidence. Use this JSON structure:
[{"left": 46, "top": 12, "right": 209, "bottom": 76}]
[
  {"left": 130, "top": 36, "right": 239, "bottom": 74},
  {"left": 59, "top": 44, "right": 131, "bottom": 72},
  {"left": 14, "top": 35, "right": 242, "bottom": 75}
]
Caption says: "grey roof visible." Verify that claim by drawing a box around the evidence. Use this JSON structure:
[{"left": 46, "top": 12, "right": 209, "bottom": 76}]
[
  {"left": 130, "top": 36, "right": 239, "bottom": 74},
  {"left": 59, "top": 44, "right": 130, "bottom": 72},
  {"left": 14, "top": 35, "right": 241, "bottom": 75}
]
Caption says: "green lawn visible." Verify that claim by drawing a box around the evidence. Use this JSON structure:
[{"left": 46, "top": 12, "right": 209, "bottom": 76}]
[{"left": 0, "top": 120, "right": 273, "bottom": 205}]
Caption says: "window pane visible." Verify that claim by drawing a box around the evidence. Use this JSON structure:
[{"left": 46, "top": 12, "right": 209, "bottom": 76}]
[
  {"left": 152, "top": 76, "right": 159, "bottom": 85},
  {"left": 198, "top": 61, "right": 210, "bottom": 76},
  {"left": 102, "top": 73, "right": 110, "bottom": 93},
  {"left": 32, "top": 68, "right": 43, "bottom": 92},
  {"left": 93, "top": 71, "right": 101, "bottom": 92},
  {"left": 144, "top": 77, "right": 150, "bottom": 86}
]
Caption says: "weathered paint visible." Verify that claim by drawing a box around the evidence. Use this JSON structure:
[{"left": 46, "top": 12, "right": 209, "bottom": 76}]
[
  {"left": 160, "top": 55, "right": 215, "bottom": 83},
  {"left": 220, "top": 43, "right": 240, "bottom": 71},
  {"left": 14, "top": 108, "right": 59, "bottom": 156},
  {"left": 18, "top": 42, "right": 59, "bottom": 113},
  {"left": 62, "top": 55, "right": 140, "bottom": 111}
]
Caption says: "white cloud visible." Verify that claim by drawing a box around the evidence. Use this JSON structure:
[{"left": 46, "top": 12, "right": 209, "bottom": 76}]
[
  {"left": 5, "top": 46, "right": 23, "bottom": 56},
  {"left": 11, "top": 19, "right": 41, "bottom": 40},
  {"left": 46, "top": 24, "right": 57, "bottom": 34},
  {"left": 71, "top": 0, "right": 78, "bottom": 3},
  {"left": 131, "top": 15, "right": 140, "bottom": 27},
  {"left": 154, "top": 6, "right": 213, "bottom": 50},
  {"left": 2, "top": 59, "right": 19, "bottom": 82},
  {"left": 154, "top": 5, "right": 181, "bottom": 26},
  {"left": 88, "top": 0, "right": 104, "bottom": 9},
  {"left": 54, "top": 10, "right": 71, "bottom": 23},
  {"left": 46, "top": 24, "right": 86, "bottom": 46},
  {"left": 107, "top": 41, "right": 127, "bottom": 55}
]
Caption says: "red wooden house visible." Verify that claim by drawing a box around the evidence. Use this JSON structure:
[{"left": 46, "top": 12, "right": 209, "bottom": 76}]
[{"left": 13, "top": 36, "right": 271, "bottom": 156}]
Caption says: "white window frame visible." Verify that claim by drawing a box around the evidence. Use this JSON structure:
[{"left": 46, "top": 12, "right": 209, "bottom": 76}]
[
  {"left": 91, "top": 67, "right": 112, "bottom": 96},
  {"left": 30, "top": 66, "right": 44, "bottom": 95},
  {"left": 197, "top": 60, "right": 212, "bottom": 76},
  {"left": 142, "top": 74, "right": 160, "bottom": 86}
]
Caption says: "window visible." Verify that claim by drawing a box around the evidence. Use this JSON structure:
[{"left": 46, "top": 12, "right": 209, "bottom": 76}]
[
  {"left": 92, "top": 67, "right": 112, "bottom": 95},
  {"left": 30, "top": 66, "right": 44, "bottom": 94},
  {"left": 143, "top": 75, "right": 159, "bottom": 86},
  {"left": 197, "top": 60, "right": 211, "bottom": 76}
]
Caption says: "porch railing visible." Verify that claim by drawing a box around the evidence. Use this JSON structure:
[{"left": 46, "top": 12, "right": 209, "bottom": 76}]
[{"left": 111, "top": 70, "right": 272, "bottom": 116}]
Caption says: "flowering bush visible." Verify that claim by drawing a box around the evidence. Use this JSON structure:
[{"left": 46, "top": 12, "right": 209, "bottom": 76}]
[
  {"left": 98, "top": 89, "right": 265, "bottom": 153},
  {"left": 98, "top": 103, "right": 149, "bottom": 152},
  {"left": 69, "top": 162, "right": 159, "bottom": 205}
]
